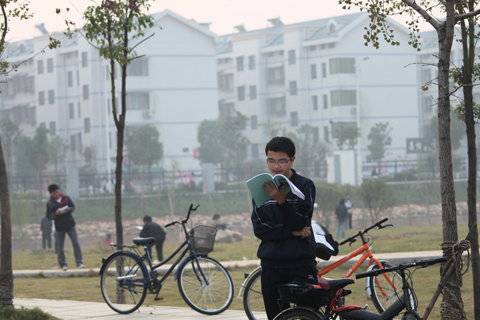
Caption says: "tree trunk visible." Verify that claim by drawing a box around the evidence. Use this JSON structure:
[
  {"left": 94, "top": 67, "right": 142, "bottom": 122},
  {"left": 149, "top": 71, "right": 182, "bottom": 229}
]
[
  {"left": 459, "top": 5, "right": 480, "bottom": 318},
  {"left": 437, "top": 5, "right": 465, "bottom": 318},
  {"left": 114, "top": 122, "right": 124, "bottom": 246},
  {"left": 0, "top": 138, "right": 14, "bottom": 306}
]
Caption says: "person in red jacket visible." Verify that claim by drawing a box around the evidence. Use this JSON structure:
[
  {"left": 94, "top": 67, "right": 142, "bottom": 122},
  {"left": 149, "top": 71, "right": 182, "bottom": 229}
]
[{"left": 46, "top": 184, "right": 84, "bottom": 271}]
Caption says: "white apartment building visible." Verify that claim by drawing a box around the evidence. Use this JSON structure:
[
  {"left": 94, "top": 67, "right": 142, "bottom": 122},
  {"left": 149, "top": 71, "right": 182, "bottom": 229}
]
[
  {"left": 216, "top": 12, "right": 421, "bottom": 170},
  {"left": 0, "top": 9, "right": 218, "bottom": 175}
]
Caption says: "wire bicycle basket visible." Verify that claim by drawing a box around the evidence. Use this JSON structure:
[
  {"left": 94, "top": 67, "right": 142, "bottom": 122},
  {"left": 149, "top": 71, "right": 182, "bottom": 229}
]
[{"left": 188, "top": 225, "right": 217, "bottom": 255}]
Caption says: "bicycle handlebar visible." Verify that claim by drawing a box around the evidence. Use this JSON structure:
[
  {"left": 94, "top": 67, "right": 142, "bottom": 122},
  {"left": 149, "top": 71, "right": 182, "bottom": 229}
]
[
  {"left": 355, "top": 257, "right": 447, "bottom": 279},
  {"left": 165, "top": 204, "right": 200, "bottom": 228},
  {"left": 339, "top": 218, "right": 391, "bottom": 246}
]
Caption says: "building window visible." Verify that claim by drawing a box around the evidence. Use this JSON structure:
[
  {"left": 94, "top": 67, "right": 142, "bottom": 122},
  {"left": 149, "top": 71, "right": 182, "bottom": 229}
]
[
  {"left": 251, "top": 143, "right": 259, "bottom": 158},
  {"left": 423, "top": 96, "right": 433, "bottom": 112},
  {"left": 250, "top": 85, "right": 257, "bottom": 100},
  {"left": 267, "top": 97, "right": 286, "bottom": 116},
  {"left": 48, "top": 90, "right": 55, "bottom": 104},
  {"left": 249, "top": 55, "right": 256, "bottom": 70},
  {"left": 126, "top": 92, "right": 149, "bottom": 110},
  {"left": 288, "top": 50, "right": 296, "bottom": 65},
  {"left": 313, "top": 127, "right": 319, "bottom": 142},
  {"left": 311, "top": 64, "right": 317, "bottom": 79},
  {"left": 323, "top": 94, "right": 328, "bottom": 109},
  {"left": 84, "top": 118, "right": 91, "bottom": 133},
  {"left": 76, "top": 70, "right": 80, "bottom": 86},
  {"left": 77, "top": 133, "right": 82, "bottom": 153},
  {"left": 70, "top": 135, "right": 76, "bottom": 152},
  {"left": 47, "top": 58, "right": 54, "bottom": 73},
  {"left": 309, "top": 45, "right": 316, "bottom": 51},
  {"left": 218, "top": 73, "right": 234, "bottom": 92},
  {"left": 236, "top": 56, "right": 244, "bottom": 71},
  {"left": 78, "top": 102, "right": 81, "bottom": 118},
  {"left": 37, "top": 60, "right": 44, "bottom": 74},
  {"left": 82, "top": 52, "right": 88, "bottom": 67},
  {"left": 38, "top": 91, "right": 45, "bottom": 105},
  {"left": 67, "top": 71, "right": 73, "bottom": 87},
  {"left": 324, "top": 126, "right": 329, "bottom": 142},
  {"left": 219, "top": 102, "right": 235, "bottom": 119},
  {"left": 312, "top": 95, "right": 318, "bottom": 110},
  {"left": 331, "top": 89, "right": 356, "bottom": 106},
  {"left": 328, "top": 43, "right": 335, "bottom": 49},
  {"left": 266, "top": 66, "right": 285, "bottom": 85},
  {"left": 49, "top": 121, "right": 56, "bottom": 135},
  {"left": 251, "top": 115, "right": 258, "bottom": 130},
  {"left": 69, "top": 103, "right": 75, "bottom": 119},
  {"left": 128, "top": 58, "right": 148, "bottom": 76},
  {"left": 237, "top": 86, "right": 245, "bottom": 101},
  {"left": 83, "top": 85, "right": 89, "bottom": 100},
  {"left": 291, "top": 111, "right": 298, "bottom": 127},
  {"left": 322, "top": 62, "right": 327, "bottom": 78},
  {"left": 289, "top": 81, "right": 297, "bottom": 96},
  {"left": 109, "top": 132, "right": 112, "bottom": 148},
  {"left": 330, "top": 58, "right": 355, "bottom": 74}
]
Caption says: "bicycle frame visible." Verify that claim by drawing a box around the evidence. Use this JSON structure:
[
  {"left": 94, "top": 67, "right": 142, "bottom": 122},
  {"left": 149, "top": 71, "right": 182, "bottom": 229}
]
[
  {"left": 318, "top": 241, "right": 398, "bottom": 300},
  {"left": 115, "top": 213, "right": 210, "bottom": 300}
]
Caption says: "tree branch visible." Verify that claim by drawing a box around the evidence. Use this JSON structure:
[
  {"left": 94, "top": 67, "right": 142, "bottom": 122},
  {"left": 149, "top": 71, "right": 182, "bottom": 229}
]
[
  {"left": 402, "top": 0, "right": 441, "bottom": 30},
  {"left": 455, "top": 8, "right": 480, "bottom": 22},
  {"left": 131, "top": 33, "right": 154, "bottom": 50}
]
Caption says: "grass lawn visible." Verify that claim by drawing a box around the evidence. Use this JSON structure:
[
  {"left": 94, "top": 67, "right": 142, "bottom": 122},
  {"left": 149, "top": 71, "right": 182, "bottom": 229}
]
[
  {"left": 13, "top": 264, "right": 473, "bottom": 320},
  {"left": 12, "top": 223, "right": 475, "bottom": 319}
]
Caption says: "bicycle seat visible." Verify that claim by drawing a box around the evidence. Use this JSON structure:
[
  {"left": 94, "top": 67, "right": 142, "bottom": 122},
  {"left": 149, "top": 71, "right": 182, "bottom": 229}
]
[
  {"left": 318, "top": 278, "right": 354, "bottom": 290},
  {"left": 133, "top": 237, "right": 156, "bottom": 246}
]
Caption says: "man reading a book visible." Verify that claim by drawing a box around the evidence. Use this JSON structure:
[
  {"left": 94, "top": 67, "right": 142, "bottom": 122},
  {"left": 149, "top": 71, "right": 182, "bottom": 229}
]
[
  {"left": 46, "top": 184, "right": 84, "bottom": 271},
  {"left": 251, "top": 136, "right": 317, "bottom": 320}
]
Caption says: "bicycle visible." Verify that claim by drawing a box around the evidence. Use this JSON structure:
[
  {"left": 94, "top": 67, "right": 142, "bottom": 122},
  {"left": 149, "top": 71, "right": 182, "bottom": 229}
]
[
  {"left": 98, "top": 204, "right": 234, "bottom": 315},
  {"left": 273, "top": 257, "right": 447, "bottom": 320},
  {"left": 241, "top": 218, "right": 406, "bottom": 320}
]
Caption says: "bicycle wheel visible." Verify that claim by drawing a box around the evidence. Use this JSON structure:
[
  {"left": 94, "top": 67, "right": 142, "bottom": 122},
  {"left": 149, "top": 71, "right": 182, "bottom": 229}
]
[
  {"left": 177, "top": 255, "right": 234, "bottom": 315},
  {"left": 369, "top": 262, "right": 416, "bottom": 313},
  {"left": 273, "top": 308, "right": 326, "bottom": 320},
  {"left": 100, "top": 251, "right": 148, "bottom": 314},
  {"left": 243, "top": 267, "right": 267, "bottom": 320}
]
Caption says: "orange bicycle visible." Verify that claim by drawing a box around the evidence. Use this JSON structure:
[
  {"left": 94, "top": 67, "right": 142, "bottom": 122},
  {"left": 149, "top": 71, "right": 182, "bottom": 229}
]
[{"left": 240, "top": 218, "right": 411, "bottom": 320}]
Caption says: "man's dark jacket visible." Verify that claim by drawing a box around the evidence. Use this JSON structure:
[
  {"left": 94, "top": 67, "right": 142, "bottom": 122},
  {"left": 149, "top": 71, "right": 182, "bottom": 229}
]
[
  {"left": 140, "top": 222, "right": 166, "bottom": 242},
  {"left": 46, "top": 195, "right": 76, "bottom": 231},
  {"left": 251, "top": 169, "right": 316, "bottom": 269}
]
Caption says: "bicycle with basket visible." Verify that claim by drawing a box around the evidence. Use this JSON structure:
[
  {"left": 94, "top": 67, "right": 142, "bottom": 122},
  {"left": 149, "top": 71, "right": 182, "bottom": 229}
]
[{"left": 98, "top": 204, "right": 234, "bottom": 315}]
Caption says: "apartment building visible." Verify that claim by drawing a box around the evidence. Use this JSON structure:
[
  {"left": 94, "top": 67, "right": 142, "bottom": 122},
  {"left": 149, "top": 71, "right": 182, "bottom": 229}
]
[
  {"left": 0, "top": 9, "right": 218, "bottom": 175},
  {"left": 216, "top": 12, "right": 421, "bottom": 171}
]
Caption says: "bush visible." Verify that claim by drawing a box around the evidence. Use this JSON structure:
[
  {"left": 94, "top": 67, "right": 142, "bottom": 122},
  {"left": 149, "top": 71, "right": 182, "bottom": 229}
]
[{"left": 0, "top": 306, "right": 60, "bottom": 320}]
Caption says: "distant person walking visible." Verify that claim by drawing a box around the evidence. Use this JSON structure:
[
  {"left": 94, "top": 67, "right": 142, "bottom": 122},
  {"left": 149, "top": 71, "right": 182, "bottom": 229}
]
[
  {"left": 140, "top": 215, "right": 166, "bottom": 262},
  {"left": 46, "top": 184, "right": 84, "bottom": 271},
  {"left": 335, "top": 198, "right": 348, "bottom": 240},
  {"left": 345, "top": 194, "right": 353, "bottom": 230},
  {"left": 40, "top": 217, "right": 52, "bottom": 249}
]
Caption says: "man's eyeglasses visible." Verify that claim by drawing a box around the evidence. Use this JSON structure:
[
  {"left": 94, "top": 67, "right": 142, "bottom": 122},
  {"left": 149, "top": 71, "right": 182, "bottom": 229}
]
[{"left": 266, "top": 158, "right": 291, "bottom": 166}]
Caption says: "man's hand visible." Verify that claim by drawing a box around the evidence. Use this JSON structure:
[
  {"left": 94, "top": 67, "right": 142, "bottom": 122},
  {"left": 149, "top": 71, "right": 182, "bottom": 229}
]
[
  {"left": 262, "top": 180, "right": 288, "bottom": 205},
  {"left": 292, "top": 226, "right": 311, "bottom": 239}
]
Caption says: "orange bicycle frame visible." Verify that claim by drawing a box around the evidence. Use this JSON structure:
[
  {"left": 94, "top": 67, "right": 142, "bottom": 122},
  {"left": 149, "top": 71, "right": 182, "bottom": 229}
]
[{"left": 317, "top": 242, "right": 397, "bottom": 297}]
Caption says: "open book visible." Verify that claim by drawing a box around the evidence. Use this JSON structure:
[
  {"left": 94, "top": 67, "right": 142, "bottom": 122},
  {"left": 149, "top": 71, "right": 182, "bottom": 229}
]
[
  {"left": 58, "top": 205, "right": 69, "bottom": 214},
  {"left": 246, "top": 173, "right": 305, "bottom": 207}
]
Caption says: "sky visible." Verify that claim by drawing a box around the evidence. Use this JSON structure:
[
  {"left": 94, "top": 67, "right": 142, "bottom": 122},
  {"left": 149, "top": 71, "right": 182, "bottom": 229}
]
[{"left": 6, "top": 0, "right": 436, "bottom": 42}]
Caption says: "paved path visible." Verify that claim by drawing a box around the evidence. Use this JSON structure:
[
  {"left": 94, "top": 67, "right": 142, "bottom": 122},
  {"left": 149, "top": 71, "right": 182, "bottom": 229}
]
[{"left": 13, "top": 250, "right": 448, "bottom": 319}]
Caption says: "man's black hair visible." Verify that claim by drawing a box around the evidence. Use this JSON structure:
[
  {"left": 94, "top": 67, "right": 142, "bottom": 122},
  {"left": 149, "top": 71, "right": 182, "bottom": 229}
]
[
  {"left": 143, "top": 215, "right": 152, "bottom": 223},
  {"left": 48, "top": 184, "right": 59, "bottom": 193},
  {"left": 339, "top": 198, "right": 345, "bottom": 205},
  {"left": 265, "top": 136, "right": 296, "bottom": 158}
]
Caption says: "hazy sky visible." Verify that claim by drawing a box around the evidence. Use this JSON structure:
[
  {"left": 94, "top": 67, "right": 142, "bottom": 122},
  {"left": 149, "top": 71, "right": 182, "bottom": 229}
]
[{"left": 7, "top": 0, "right": 436, "bottom": 42}]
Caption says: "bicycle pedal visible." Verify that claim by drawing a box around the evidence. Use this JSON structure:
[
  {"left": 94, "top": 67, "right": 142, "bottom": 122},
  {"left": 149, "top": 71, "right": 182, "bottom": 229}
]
[
  {"left": 362, "top": 304, "right": 369, "bottom": 310},
  {"left": 154, "top": 297, "right": 164, "bottom": 301}
]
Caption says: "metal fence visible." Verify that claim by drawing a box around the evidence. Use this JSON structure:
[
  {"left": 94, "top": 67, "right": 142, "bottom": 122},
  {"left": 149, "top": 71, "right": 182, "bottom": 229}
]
[{"left": 8, "top": 157, "right": 471, "bottom": 196}]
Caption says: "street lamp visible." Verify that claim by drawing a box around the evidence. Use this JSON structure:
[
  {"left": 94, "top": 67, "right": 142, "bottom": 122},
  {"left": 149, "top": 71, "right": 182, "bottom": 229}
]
[{"left": 355, "top": 56, "right": 369, "bottom": 186}]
